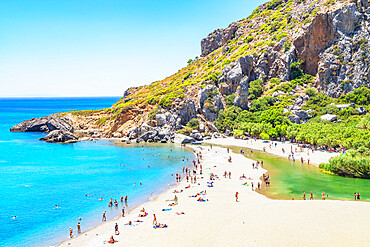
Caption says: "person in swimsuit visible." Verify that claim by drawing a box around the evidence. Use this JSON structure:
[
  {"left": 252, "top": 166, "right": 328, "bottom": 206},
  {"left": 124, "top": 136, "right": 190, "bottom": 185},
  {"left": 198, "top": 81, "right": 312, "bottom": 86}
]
[
  {"left": 310, "top": 191, "right": 313, "bottom": 200},
  {"left": 322, "top": 191, "right": 325, "bottom": 200},
  {"left": 102, "top": 211, "right": 107, "bottom": 221},
  {"left": 77, "top": 222, "right": 81, "bottom": 233},
  {"left": 125, "top": 196, "right": 128, "bottom": 203},
  {"left": 69, "top": 227, "right": 73, "bottom": 238},
  {"left": 115, "top": 223, "right": 120, "bottom": 235},
  {"left": 303, "top": 191, "right": 306, "bottom": 200},
  {"left": 108, "top": 235, "right": 116, "bottom": 244},
  {"left": 235, "top": 192, "right": 239, "bottom": 202},
  {"left": 122, "top": 207, "right": 125, "bottom": 217},
  {"left": 153, "top": 214, "right": 157, "bottom": 225}
]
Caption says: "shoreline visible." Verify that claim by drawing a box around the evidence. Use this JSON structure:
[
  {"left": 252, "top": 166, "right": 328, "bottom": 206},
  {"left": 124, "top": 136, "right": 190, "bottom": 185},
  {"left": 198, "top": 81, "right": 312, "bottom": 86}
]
[
  {"left": 56, "top": 144, "right": 369, "bottom": 247},
  {"left": 202, "top": 137, "right": 340, "bottom": 166}
]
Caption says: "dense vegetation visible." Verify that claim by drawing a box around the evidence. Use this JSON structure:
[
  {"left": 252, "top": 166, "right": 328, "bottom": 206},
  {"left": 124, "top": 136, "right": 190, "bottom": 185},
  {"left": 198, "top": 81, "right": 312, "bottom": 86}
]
[{"left": 319, "top": 151, "right": 370, "bottom": 178}]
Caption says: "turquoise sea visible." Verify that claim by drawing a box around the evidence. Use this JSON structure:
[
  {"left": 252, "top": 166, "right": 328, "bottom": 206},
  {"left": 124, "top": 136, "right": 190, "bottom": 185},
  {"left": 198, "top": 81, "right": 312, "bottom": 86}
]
[{"left": 0, "top": 97, "right": 194, "bottom": 247}]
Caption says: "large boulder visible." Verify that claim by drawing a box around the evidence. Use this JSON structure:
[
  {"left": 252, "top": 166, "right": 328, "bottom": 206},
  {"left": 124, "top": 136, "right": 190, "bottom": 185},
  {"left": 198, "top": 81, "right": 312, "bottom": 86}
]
[
  {"left": 40, "top": 130, "right": 78, "bottom": 143},
  {"left": 173, "top": 134, "right": 195, "bottom": 144},
  {"left": 321, "top": 114, "right": 338, "bottom": 122},
  {"left": 178, "top": 101, "right": 197, "bottom": 125},
  {"left": 10, "top": 116, "right": 74, "bottom": 133}
]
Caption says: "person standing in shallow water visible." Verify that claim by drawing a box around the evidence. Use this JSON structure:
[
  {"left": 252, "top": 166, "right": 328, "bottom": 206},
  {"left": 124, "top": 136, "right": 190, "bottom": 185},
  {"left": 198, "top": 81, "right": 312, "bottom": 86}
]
[
  {"left": 310, "top": 191, "right": 313, "bottom": 200},
  {"left": 303, "top": 191, "right": 306, "bottom": 200}
]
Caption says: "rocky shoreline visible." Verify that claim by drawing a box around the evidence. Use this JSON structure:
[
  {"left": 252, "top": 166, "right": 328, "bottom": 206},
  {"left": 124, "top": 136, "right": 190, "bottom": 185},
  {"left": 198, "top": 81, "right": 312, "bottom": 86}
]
[{"left": 10, "top": 114, "right": 226, "bottom": 144}]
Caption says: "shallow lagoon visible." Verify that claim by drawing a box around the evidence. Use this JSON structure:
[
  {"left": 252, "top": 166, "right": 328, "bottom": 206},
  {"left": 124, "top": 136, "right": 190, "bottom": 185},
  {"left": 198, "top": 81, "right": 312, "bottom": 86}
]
[{"left": 228, "top": 146, "right": 370, "bottom": 201}]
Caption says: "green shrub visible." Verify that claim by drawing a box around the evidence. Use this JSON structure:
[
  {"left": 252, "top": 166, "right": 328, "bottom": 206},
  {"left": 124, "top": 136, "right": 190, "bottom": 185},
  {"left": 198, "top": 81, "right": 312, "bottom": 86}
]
[
  {"left": 290, "top": 60, "right": 303, "bottom": 80},
  {"left": 319, "top": 151, "right": 370, "bottom": 178},
  {"left": 284, "top": 40, "right": 292, "bottom": 52},
  {"left": 248, "top": 79, "right": 264, "bottom": 99},
  {"left": 260, "top": 132, "right": 270, "bottom": 140}
]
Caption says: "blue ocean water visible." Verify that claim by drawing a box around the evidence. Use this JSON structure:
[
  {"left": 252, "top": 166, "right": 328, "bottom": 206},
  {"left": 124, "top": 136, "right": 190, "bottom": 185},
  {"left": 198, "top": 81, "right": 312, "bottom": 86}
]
[{"left": 0, "top": 97, "right": 194, "bottom": 247}]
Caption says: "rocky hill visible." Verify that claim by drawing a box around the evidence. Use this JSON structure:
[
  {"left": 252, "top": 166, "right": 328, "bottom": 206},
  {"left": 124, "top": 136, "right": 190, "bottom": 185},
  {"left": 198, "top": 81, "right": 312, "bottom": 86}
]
[{"left": 11, "top": 0, "right": 370, "bottom": 145}]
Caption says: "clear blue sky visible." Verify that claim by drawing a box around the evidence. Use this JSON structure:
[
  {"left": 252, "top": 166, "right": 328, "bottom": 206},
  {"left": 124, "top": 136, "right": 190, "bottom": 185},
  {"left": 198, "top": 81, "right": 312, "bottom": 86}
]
[{"left": 0, "top": 0, "right": 266, "bottom": 97}]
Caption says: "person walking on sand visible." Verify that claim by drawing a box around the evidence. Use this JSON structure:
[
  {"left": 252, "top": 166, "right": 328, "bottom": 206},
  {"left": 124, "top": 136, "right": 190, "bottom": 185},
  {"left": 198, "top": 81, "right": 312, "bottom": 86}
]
[
  {"left": 153, "top": 214, "right": 157, "bottom": 225},
  {"left": 102, "top": 211, "right": 107, "bottom": 221},
  {"left": 251, "top": 182, "right": 254, "bottom": 191},
  {"left": 122, "top": 207, "right": 125, "bottom": 217},
  {"left": 235, "top": 192, "right": 239, "bottom": 202},
  {"left": 229, "top": 171, "right": 231, "bottom": 179},
  {"left": 69, "top": 227, "right": 73, "bottom": 238},
  {"left": 115, "top": 223, "right": 120, "bottom": 235}
]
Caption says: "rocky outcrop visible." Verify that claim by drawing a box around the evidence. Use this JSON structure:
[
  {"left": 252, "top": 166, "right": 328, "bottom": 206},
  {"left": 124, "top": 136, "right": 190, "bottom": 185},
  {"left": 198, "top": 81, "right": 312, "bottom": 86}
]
[
  {"left": 201, "top": 22, "right": 240, "bottom": 57},
  {"left": 198, "top": 85, "right": 224, "bottom": 121},
  {"left": 10, "top": 116, "right": 74, "bottom": 133},
  {"left": 40, "top": 130, "right": 78, "bottom": 143}
]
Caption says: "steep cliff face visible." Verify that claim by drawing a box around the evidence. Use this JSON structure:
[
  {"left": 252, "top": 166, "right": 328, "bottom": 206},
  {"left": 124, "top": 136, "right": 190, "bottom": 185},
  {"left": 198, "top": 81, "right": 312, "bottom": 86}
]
[{"left": 12, "top": 0, "right": 370, "bottom": 142}]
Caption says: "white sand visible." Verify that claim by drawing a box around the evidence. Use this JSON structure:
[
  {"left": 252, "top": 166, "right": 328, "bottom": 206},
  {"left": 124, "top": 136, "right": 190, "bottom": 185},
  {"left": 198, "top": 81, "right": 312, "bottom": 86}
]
[
  {"left": 57, "top": 145, "right": 369, "bottom": 247},
  {"left": 204, "top": 137, "right": 340, "bottom": 166}
]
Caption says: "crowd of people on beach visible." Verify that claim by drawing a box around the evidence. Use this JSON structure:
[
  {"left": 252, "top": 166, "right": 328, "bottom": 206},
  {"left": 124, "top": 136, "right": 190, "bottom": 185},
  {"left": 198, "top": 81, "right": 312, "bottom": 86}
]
[{"left": 63, "top": 143, "right": 363, "bottom": 245}]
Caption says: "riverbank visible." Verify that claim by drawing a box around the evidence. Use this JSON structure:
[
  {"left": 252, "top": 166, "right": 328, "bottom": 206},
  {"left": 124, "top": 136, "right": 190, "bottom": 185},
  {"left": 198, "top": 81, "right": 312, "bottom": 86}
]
[
  {"left": 203, "top": 137, "right": 340, "bottom": 166},
  {"left": 57, "top": 145, "right": 369, "bottom": 247}
]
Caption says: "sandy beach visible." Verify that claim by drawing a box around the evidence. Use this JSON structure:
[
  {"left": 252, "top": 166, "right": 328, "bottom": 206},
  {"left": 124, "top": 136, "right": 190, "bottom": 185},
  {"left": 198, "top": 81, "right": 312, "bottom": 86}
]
[
  {"left": 56, "top": 143, "right": 370, "bottom": 247},
  {"left": 204, "top": 137, "right": 340, "bottom": 166}
]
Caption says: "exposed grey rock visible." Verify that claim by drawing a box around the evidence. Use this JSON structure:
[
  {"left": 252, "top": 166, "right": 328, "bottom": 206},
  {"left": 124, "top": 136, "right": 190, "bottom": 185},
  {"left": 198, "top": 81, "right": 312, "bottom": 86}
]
[
  {"left": 190, "top": 132, "right": 203, "bottom": 141},
  {"left": 156, "top": 114, "right": 167, "bottom": 126},
  {"left": 294, "top": 110, "right": 311, "bottom": 120},
  {"left": 233, "top": 77, "right": 249, "bottom": 110},
  {"left": 357, "top": 106, "right": 366, "bottom": 115},
  {"left": 207, "top": 123, "right": 218, "bottom": 132},
  {"left": 334, "top": 103, "right": 355, "bottom": 110},
  {"left": 173, "top": 134, "right": 195, "bottom": 144},
  {"left": 288, "top": 115, "right": 300, "bottom": 124},
  {"left": 321, "top": 114, "right": 338, "bottom": 122},
  {"left": 178, "top": 101, "right": 197, "bottom": 125},
  {"left": 11, "top": 116, "right": 74, "bottom": 133},
  {"left": 40, "top": 130, "right": 78, "bottom": 143},
  {"left": 272, "top": 92, "right": 279, "bottom": 97}
]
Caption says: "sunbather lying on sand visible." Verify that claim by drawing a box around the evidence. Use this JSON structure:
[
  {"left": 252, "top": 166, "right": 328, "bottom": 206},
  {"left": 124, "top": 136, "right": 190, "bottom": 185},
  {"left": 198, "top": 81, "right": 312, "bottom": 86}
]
[
  {"left": 168, "top": 202, "right": 178, "bottom": 206},
  {"left": 175, "top": 212, "right": 185, "bottom": 215},
  {"left": 185, "top": 184, "right": 191, "bottom": 189},
  {"left": 153, "top": 223, "right": 168, "bottom": 229},
  {"left": 173, "top": 190, "right": 183, "bottom": 193},
  {"left": 124, "top": 221, "right": 133, "bottom": 225},
  {"left": 197, "top": 197, "right": 208, "bottom": 202},
  {"left": 138, "top": 212, "right": 148, "bottom": 217}
]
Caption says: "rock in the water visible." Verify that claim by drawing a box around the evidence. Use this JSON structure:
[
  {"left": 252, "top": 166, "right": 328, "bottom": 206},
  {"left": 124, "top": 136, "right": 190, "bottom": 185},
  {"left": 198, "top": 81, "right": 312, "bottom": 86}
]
[
  {"left": 40, "top": 130, "right": 78, "bottom": 143},
  {"left": 10, "top": 116, "right": 74, "bottom": 133},
  {"left": 321, "top": 114, "right": 338, "bottom": 122},
  {"left": 173, "top": 134, "right": 195, "bottom": 144}
]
